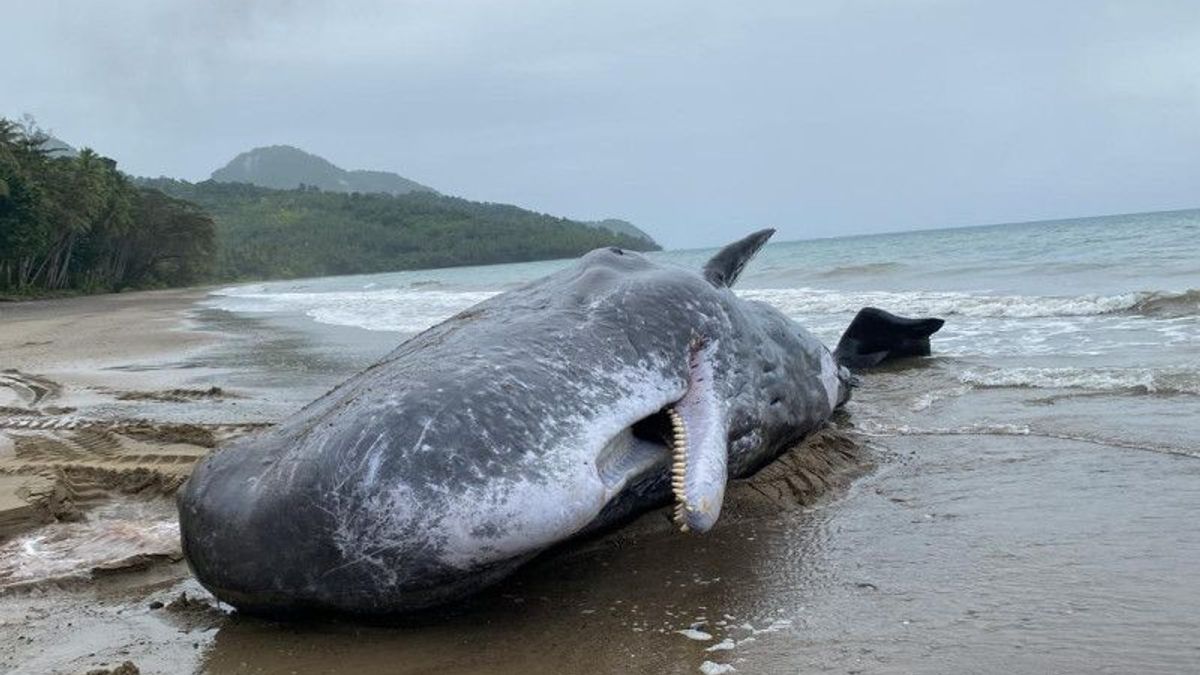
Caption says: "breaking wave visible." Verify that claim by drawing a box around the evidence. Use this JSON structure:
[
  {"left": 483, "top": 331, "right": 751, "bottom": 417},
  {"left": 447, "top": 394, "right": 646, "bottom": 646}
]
[
  {"left": 209, "top": 282, "right": 1199, "bottom": 336},
  {"left": 738, "top": 288, "right": 1200, "bottom": 319},
  {"left": 209, "top": 286, "right": 498, "bottom": 334},
  {"left": 1127, "top": 288, "right": 1200, "bottom": 318}
]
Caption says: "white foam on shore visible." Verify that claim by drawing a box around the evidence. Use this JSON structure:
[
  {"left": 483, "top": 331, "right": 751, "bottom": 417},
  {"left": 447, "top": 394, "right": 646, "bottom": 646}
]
[
  {"left": 960, "top": 366, "right": 1200, "bottom": 395},
  {"left": 855, "top": 421, "right": 1200, "bottom": 459},
  {"left": 209, "top": 286, "right": 497, "bottom": 334},
  {"left": 738, "top": 288, "right": 1153, "bottom": 319},
  {"left": 210, "top": 283, "right": 1196, "bottom": 332},
  {"left": 207, "top": 284, "right": 1199, "bottom": 364}
]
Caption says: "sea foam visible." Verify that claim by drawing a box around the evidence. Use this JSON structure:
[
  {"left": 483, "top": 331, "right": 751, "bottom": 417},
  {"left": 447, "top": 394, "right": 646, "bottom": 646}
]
[
  {"left": 738, "top": 288, "right": 1199, "bottom": 319},
  {"left": 959, "top": 366, "right": 1200, "bottom": 396},
  {"left": 210, "top": 285, "right": 1199, "bottom": 337}
]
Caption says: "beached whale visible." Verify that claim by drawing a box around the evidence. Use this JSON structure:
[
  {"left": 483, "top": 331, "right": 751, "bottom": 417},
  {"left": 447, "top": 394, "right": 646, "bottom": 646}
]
[{"left": 178, "top": 230, "right": 943, "bottom": 614}]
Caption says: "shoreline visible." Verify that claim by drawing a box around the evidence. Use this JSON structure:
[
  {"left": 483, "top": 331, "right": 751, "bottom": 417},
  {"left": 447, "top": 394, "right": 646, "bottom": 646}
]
[
  {"left": 0, "top": 288, "right": 226, "bottom": 539},
  {"left": 1, "top": 282, "right": 1197, "bottom": 673},
  {"left": 0, "top": 283, "right": 871, "bottom": 551},
  {"left": 0, "top": 288, "right": 872, "bottom": 674},
  {"left": 0, "top": 287, "right": 218, "bottom": 392}
]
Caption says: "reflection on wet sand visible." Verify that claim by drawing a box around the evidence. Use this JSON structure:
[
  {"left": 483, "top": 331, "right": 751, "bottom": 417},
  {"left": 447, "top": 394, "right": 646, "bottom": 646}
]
[
  {"left": 197, "top": 427, "right": 1200, "bottom": 674},
  {"left": 202, "top": 508, "right": 821, "bottom": 675}
]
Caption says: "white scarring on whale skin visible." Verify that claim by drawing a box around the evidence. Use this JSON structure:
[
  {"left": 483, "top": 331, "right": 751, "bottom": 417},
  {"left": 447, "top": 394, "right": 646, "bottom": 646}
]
[{"left": 177, "top": 231, "right": 935, "bottom": 614}]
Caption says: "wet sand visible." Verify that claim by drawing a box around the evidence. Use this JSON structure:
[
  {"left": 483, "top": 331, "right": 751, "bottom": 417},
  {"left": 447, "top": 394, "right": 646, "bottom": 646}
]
[
  {"left": 1, "top": 290, "right": 1198, "bottom": 674},
  {"left": 1, "top": 291, "right": 207, "bottom": 537}
]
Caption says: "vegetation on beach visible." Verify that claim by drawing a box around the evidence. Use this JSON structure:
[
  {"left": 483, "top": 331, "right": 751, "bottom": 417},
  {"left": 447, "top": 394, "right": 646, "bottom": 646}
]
[
  {"left": 0, "top": 118, "right": 215, "bottom": 294},
  {"left": 0, "top": 116, "right": 659, "bottom": 296}
]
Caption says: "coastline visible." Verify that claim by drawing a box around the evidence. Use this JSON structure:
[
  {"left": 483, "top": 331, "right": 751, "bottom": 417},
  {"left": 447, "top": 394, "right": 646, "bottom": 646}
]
[
  {"left": 0, "top": 288, "right": 217, "bottom": 393},
  {"left": 0, "top": 274, "right": 1197, "bottom": 674},
  {"left": 0, "top": 288, "right": 221, "bottom": 538}
]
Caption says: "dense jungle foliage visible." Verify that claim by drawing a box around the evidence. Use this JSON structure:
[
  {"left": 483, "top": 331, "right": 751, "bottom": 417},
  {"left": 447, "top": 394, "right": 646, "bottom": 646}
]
[
  {"left": 0, "top": 118, "right": 215, "bottom": 295},
  {"left": 139, "top": 178, "right": 659, "bottom": 280}
]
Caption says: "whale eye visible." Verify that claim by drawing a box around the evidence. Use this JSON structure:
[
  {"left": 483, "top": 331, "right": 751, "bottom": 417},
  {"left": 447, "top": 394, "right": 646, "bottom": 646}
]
[{"left": 608, "top": 247, "right": 624, "bottom": 255}]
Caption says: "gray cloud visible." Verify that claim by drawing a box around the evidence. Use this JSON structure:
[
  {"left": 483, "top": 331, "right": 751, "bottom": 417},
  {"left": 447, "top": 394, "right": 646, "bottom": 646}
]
[{"left": 7, "top": 1, "right": 1200, "bottom": 247}]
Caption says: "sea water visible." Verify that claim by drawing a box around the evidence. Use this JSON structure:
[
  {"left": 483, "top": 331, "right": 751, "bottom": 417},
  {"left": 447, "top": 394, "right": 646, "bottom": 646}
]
[{"left": 209, "top": 208, "right": 1200, "bottom": 416}]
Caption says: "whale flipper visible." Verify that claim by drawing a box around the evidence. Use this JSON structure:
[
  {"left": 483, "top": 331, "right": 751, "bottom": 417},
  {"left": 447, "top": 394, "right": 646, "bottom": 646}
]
[
  {"left": 834, "top": 307, "right": 945, "bottom": 369},
  {"left": 703, "top": 228, "right": 775, "bottom": 288}
]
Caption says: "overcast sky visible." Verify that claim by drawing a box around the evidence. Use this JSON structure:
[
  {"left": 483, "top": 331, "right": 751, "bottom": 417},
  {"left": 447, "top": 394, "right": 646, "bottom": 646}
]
[{"left": 7, "top": 1, "right": 1200, "bottom": 248}]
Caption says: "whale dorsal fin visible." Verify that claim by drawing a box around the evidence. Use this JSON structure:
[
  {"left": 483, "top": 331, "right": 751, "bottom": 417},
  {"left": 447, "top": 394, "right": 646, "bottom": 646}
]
[{"left": 703, "top": 228, "right": 775, "bottom": 287}]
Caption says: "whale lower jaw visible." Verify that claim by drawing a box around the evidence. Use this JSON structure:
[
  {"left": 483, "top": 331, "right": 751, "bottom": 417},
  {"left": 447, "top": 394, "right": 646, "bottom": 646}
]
[
  {"left": 194, "top": 552, "right": 538, "bottom": 616},
  {"left": 594, "top": 339, "right": 728, "bottom": 535}
]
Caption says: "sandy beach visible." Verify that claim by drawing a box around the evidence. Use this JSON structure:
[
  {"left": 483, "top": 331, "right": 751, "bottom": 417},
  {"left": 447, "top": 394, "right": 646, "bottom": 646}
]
[
  {"left": 0, "top": 281, "right": 1195, "bottom": 667},
  {"left": 0, "top": 290, "right": 217, "bottom": 537},
  {"left": 0, "top": 289, "right": 869, "bottom": 674},
  {"left": 12, "top": 2, "right": 1200, "bottom": 670},
  {"left": 1, "top": 276, "right": 1198, "bottom": 674}
]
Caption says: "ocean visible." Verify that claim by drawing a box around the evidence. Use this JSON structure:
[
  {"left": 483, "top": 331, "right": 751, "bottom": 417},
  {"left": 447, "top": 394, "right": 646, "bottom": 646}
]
[{"left": 192, "top": 208, "right": 1200, "bottom": 672}]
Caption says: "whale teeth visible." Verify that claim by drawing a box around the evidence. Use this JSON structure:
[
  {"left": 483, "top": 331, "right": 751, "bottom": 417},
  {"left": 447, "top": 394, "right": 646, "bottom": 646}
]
[
  {"left": 672, "top": 502, "right": 688, "bottom": 531},
  {"left": 667, "top": 406, "right": 690, "bottom": 533}
]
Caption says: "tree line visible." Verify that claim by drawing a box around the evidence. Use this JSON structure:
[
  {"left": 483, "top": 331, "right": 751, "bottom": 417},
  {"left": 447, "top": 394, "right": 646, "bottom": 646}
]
[{"left": 0, "top": 118, "right": 215, "bottom": 295}]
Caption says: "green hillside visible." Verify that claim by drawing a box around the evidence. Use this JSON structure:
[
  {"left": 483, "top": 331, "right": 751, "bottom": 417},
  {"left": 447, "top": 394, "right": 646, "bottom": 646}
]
[
  {"left": 140, "top": 178, "right": 660, "bottom": 281},
  {"left": 209, "top": 145, "right": 655, "bottom": 244}
]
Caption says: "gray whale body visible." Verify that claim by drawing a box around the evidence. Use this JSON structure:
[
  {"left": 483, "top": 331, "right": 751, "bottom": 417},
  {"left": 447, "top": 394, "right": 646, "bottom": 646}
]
[{"left": 178, "top": 230, "right": 942, "bottom": 614}]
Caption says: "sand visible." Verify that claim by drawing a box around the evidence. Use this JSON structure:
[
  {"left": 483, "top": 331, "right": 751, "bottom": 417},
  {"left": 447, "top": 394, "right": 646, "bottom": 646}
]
[
  {"left": 0, "top": 290, "right": 260, "bottom": 542},
  {"left": 0, "top": 289, "right": 215, "bottom": 385}
]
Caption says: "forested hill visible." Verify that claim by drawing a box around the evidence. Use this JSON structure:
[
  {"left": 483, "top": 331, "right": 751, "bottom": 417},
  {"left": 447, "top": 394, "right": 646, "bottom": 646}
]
[
  {"left": 587, "top": 218, "right": 656, "bottom": 243},
  {"left": 210, "top": 144, "right": 657, "bottom": 244},
  {"left": 140, "top": 178, "right": 661, "bottom": 281},
  {"left": 211, "top": 145, "right": 437, "bottom": 196}
]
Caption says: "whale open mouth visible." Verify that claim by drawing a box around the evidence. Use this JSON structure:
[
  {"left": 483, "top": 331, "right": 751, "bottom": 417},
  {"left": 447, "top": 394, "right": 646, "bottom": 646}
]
[
  {"left": 667, "top": 407, "right": 691, "bottom": 530},
  {"left": 596, "top": 340, "right": 727, "bottom": 534}
]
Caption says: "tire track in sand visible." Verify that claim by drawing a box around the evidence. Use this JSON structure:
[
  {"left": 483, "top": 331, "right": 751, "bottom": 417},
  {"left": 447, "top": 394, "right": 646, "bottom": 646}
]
[{"left": 0, "top": 369, "right": 267, "bottom": 538}]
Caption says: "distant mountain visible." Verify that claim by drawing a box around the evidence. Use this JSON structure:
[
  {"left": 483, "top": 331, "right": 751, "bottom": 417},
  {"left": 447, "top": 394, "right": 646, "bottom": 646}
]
[
  {"left": 210, "top": 145, "right": 436, "bottom": 195},
  {"left": 586, "top": 218, "right": 655, "bottom": 244}
]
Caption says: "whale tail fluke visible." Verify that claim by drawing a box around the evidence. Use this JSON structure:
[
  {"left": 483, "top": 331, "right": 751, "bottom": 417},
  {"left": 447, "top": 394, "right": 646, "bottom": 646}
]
[{"left": 834, "top": 307, "right": 944, "bottom": 369}]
